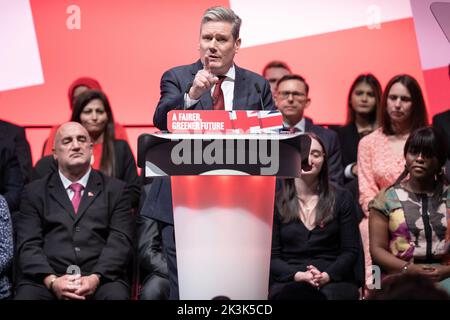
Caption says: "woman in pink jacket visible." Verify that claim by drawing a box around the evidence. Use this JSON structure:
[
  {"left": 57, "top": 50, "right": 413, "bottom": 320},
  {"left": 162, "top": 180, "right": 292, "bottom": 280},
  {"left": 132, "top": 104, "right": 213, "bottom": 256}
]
[{"left": 357, "top": 74, "right": 428, "bottom": 286}]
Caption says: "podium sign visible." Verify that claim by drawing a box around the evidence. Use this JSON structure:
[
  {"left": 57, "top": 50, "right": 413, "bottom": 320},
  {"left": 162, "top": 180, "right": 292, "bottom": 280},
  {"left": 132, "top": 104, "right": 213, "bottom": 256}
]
[
  {"left": 138, "top": 133, "right": 307, "bottom": 177},
  {"left": 138, "top": 116, "right": 309, "bottom": 299},
  {"left": 167, "top": 110, "right": 284, "bottom": 133}
]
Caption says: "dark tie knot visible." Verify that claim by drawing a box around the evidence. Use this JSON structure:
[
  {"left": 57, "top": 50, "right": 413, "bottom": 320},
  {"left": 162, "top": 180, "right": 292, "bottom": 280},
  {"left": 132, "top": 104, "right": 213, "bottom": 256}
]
[
  {"left": 69, "top": 183, "right": 84, "bottom": 193},
  {"left": 215, "top": 75, "right": 226, "bottom": 88}
]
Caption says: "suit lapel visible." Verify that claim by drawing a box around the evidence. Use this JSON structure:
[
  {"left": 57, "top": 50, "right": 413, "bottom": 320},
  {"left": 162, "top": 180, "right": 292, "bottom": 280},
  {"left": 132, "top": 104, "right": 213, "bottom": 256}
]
[
  {"left": 304, "top": 118, "right": 313, "bottom": 132},
  {"left": 232, "top": 65, "right": 249, "bottom": 110},
  {"left": 48, "top": 173, "right": 76, "bottom": 220},
  {"left": 199, "top": 92, "right": 213, "bottom": 110},
  {"left": 75, "top": 170, "right": 102, "bottom": 222}
]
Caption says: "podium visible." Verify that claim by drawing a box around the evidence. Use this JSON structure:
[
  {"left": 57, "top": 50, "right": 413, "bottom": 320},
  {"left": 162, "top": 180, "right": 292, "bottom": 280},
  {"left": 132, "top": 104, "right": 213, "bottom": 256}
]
[{"left": 138, "top": 131, "right": 308, "bottom": 299}]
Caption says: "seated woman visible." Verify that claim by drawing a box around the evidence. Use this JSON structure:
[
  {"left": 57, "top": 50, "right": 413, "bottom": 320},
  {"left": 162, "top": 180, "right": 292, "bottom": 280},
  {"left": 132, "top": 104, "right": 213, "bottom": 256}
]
[
  {"left": 269, "top": 133, "right": 363, "bottom": 300},
  {"left": 369, "top": 127, "right": 450, "bottom": 294},
  {"left": 34, "top": 90, "right": 140, "bottom": 208},
  {"left": 358, "top": 74, "right": 428, "bottom": 283},
  {"left": 42, "top": 77, "right": 129, "bottom": 157},
  {"left": 0, "top": 195, "right": 13, "bottom": 300}
]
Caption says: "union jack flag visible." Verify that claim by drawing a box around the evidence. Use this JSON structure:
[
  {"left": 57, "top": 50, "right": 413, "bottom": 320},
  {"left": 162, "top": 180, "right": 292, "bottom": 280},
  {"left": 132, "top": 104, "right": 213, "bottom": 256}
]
[{"left": 230, "top": 110, "right": 283, "bottom": 133}]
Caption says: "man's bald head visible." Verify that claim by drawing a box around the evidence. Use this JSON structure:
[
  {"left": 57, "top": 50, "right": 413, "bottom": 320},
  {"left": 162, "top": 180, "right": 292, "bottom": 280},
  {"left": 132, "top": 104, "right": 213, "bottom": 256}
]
[
  {"left": 54, "top": 122, "right": 90, "bottom": 148},
  {"left": 53, "top": 122, "right": 93, "bottom": 178}
]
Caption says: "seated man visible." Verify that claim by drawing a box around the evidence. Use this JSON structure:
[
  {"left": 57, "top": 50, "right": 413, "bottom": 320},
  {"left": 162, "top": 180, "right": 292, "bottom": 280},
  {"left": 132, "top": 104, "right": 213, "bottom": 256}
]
[
  {"left": 0, "top": 119, "right": 33, "bottom": 184},
  {"left": 0, "top": 138, "right": 24, "bottom": 212},
  {"left": 275, "top": 74, "right": 344, "bottom": 185},
  {"left": 137, "top": 183, "right": 169, "bottom": 300},
  {"left": 14, "top": 122, "right": 134, "bottom": 300},
  {"left": 432, "top": 113, "right": 450, "bottom": 181}
]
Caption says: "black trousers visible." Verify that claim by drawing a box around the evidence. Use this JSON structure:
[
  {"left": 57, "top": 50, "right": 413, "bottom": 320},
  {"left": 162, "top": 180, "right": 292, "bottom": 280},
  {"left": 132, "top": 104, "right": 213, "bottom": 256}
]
[
  {"left": 270, "top": 281, "right": 360, "bottom": 300},
  {"left": 139, "top": 274, "right": 170, "bottom": 300},
  {"left": 161, "top": 223, "right": 179, "bottom": 300},
  {"left": 14, "top": 280, "right": 130, "bottom": 300}
]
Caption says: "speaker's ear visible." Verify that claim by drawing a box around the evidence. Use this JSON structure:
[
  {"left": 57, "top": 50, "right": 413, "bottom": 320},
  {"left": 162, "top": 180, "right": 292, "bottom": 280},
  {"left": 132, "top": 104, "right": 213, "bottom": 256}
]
[{"left": 299, "top": 134, "right": 312, "bottom": 172}]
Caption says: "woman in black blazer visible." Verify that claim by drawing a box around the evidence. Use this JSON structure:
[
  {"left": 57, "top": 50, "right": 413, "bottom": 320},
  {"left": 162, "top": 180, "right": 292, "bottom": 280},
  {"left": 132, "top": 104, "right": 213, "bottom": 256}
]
[
  {"left": 269, "top": 133, "right": 363, "bottom": 300},
  {"left": 335, "top": 74, "right": 382, "bottom": 183}
]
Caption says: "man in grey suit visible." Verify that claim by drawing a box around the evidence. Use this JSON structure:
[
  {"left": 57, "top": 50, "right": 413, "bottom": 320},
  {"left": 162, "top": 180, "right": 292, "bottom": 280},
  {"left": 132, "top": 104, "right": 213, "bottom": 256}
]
[
  {"left": 144, "top": 6, "right": 274, "bottom": 300},
  {"left": 153, "top": 6, "right": 274, "bottom": 131},
  {"left": 14, "top": 122, "right": 134, "bottom": 300}
]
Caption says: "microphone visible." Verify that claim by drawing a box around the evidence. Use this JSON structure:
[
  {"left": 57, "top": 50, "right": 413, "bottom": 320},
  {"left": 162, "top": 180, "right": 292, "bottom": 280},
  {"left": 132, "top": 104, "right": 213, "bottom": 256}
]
[
  {"left": 254, "top": 83, "right": 265, "bottom": 111},
  {"left": 184, "top": 82, "right": 193, "bottom": 110}
]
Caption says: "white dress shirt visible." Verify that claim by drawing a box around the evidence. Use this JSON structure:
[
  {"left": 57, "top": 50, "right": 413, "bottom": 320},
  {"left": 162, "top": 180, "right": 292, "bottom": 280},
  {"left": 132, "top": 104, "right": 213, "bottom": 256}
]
[
  {"left": 184, "top": 64, "right": 236, "bottom": 110},
  {"left": 283, "top": 118, "right": 306, "bottom": 133},
  {"left": 59, "top": 168, "right": 91, "bottom": 200}
]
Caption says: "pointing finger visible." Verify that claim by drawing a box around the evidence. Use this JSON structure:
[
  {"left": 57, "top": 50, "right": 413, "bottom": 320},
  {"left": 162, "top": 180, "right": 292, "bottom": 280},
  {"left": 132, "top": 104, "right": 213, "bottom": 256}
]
[{"left": 204, "top": 55, "right": 210, "bottom": 72}]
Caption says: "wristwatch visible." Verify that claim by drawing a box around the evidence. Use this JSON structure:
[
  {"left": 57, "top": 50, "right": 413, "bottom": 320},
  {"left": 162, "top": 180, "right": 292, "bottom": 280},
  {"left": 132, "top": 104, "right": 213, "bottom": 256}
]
[{"left": 49, "top": 276, "right": 57, "bottom": 291}]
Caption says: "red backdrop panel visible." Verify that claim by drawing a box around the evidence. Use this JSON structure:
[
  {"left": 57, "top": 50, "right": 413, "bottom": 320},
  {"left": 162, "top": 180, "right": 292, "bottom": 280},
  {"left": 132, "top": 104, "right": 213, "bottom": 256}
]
[
  {"left": 422, "top": 66, "right": 450, "bottom": 116},
  {"left": 0, "top": 0, "right": 228, "bottom": 126},
  {"left": 237, "top": 18, "right": 429, "bottom": 124},
  {"left": 0, "top": 3, "right": 445, "bottom": 165}
]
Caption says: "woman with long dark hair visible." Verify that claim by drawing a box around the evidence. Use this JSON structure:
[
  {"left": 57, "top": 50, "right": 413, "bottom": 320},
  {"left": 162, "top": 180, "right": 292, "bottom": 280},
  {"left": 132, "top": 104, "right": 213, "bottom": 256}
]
[
  {"left": 269, "top": 133, "right": 362, "bottom": 300},
  {"left": 358, "top": 74, "right": 428, "bottom": 284},
  {"left": 336, "top": 74, "right": 382, "bottom": 182},
  {"left": 71, "top": 90, "right": 117, "bottom": 176},
  {"left": 42, "top": 77, "right": 129, "bottom": 156},
  {"left": 369, "top": 127, "right": 450, "bottom": 294}
]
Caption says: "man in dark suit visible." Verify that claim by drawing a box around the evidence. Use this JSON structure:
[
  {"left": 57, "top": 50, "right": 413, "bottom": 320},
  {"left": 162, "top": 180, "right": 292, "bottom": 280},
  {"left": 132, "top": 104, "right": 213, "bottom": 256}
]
[
  {"left": 0, "top": 120, "right": 32, "bottom": 183},
  {"left": 0, "top": 138, "right": 24, "bottom": 211},
  {"left": 153, "top": 6, "right": 274, "bottom": 131},
  {"left": 144, "top": 6, "right": 274, "bottom": 300},
  {"left": 14, "top": 122, "right": 134, "bottom": 300},
  {"left": 432, "top": 64, "right": 450, "bottom": 180},
  {"left": 433, "top": 110, "right": 450, "bottom": 180},
  {"left": 275, "top": 74, "right": 343, "bottom": 185}
]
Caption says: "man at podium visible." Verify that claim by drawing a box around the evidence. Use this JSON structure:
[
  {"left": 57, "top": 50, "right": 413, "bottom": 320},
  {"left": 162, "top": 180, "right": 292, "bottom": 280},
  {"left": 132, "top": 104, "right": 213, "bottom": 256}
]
[
  {"left": 142, "top": 6, "right": 274, "bottom": 299},
  {"left": 152, "top": 6, "right": 274, "bottom": 131}
]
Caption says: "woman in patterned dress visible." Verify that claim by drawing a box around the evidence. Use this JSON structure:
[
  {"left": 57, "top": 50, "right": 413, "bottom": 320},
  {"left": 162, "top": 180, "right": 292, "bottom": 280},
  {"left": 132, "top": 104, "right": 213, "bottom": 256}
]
[{"left": 369, "top": 127, "right": 450, "bottom": 294}]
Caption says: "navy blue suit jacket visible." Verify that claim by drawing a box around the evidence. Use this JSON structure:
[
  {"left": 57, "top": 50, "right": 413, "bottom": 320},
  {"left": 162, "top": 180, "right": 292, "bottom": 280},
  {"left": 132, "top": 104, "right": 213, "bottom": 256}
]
[
  {"left": 147, "top": 60, "right": 274, "bottom": 224},
  {"left": 153, "top": 60, "right": 274, "bottom": 130}
]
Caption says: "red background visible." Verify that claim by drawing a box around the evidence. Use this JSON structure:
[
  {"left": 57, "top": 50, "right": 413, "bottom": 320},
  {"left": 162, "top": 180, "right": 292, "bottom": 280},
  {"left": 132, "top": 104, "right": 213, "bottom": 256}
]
[{"left": 0, "top": 1, "right": 448, "bottom": 164}]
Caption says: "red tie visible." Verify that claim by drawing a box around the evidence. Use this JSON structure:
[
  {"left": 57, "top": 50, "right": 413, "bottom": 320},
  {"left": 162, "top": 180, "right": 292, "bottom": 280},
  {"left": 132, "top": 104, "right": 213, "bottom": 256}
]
[
  {"left": 212, "top": 76, "right": 226, "bottom": 110},
  {"left": 69, "top": 183, "right": 84, "bottom": 214},
  {"left": 289, "top": 126, "right": 300, "bottom": 133}
]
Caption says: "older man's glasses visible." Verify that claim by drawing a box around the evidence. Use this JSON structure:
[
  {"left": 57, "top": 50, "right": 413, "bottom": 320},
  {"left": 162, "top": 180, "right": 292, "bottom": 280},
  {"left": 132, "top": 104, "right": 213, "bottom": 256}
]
[{"left": 278, "top": 91, "right": 307, "bottom": 101}]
